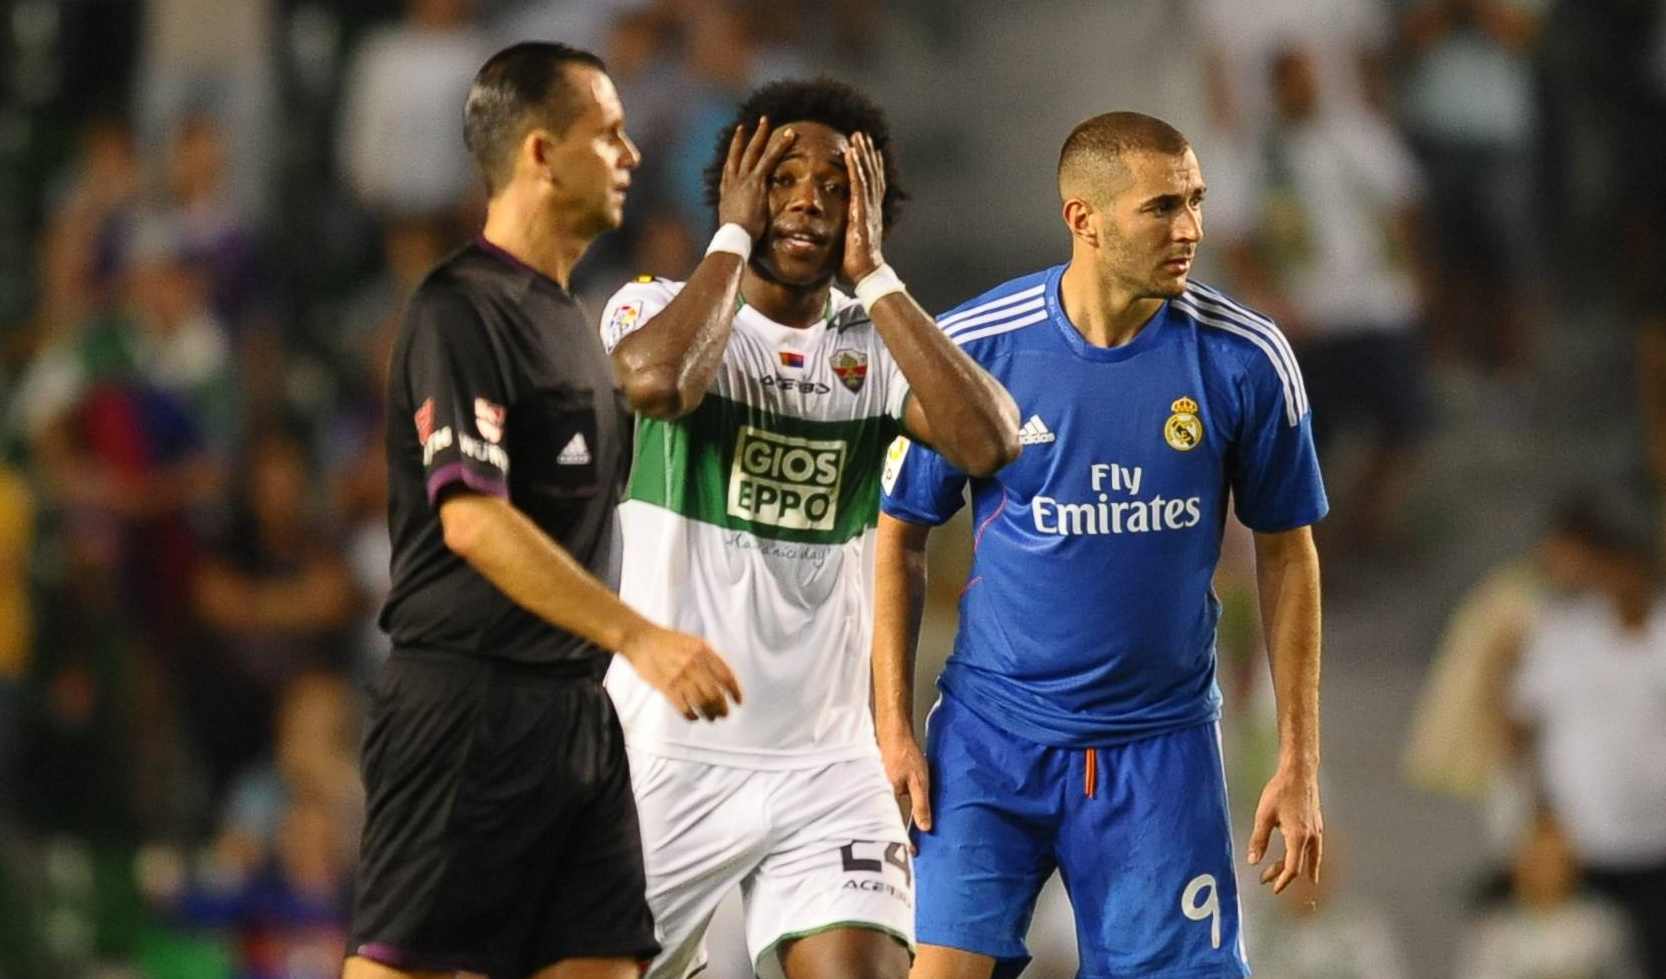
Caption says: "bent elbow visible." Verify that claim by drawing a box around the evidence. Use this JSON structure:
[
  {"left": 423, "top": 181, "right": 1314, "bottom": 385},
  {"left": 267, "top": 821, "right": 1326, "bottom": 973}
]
[
  {"left": 958, "top": 441, "right": 1018, "bottom": 478},
  {"left": 961, "top": 419, "right": 1022, "bottom": 477},
  {"left": 992, "top": 429, "right": 1023, "bottom": 471},
  {"left": 440, "top": 500, "right": 486, "bottom": 558},
  {"left": 620, "top": 368, "right": 687, "bottom": 420}
]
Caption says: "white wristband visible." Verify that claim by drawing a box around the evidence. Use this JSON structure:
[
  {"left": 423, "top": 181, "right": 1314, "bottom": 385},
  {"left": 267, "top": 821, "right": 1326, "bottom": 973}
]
[
  {"left": 854, "top": 263, "right": 906, "bottom": 310},
  {"left": 705, "top": 223, "right": 753, "bottom": 260}
]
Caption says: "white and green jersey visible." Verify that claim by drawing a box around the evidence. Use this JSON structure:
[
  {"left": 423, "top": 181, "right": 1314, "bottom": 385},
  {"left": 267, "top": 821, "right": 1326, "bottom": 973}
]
[{"left": 599, "top": 276, "right": 910, "bottom": 769}]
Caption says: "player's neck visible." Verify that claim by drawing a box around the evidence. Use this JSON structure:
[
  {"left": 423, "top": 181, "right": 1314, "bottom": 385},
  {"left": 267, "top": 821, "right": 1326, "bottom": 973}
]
[
  {"left": 1060, "top": 259, "right": 1163, "bottom": 349},
  {"left": 740, "top": 267, "right": 830, "bottom": 329},
  {"left": 480, "top": 190, "right": 592, "bottom": 290}
]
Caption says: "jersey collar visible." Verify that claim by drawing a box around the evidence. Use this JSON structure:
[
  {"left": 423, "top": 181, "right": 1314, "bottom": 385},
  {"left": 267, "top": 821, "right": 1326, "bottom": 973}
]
[
  {"left": 473, "top": 236, "right": 573, "bottom": 298},
  {"left": 736, "top": 289, "right": 838, "bottom": 346},
  {"left": 1044, "top": 263, "right": 1171, "bottom": 363}
]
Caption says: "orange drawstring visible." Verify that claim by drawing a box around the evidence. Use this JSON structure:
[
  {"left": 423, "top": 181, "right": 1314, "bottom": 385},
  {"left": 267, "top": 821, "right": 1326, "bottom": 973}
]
[{"left": 1084, "top": 748, "right": 1098, "bottom": 798}]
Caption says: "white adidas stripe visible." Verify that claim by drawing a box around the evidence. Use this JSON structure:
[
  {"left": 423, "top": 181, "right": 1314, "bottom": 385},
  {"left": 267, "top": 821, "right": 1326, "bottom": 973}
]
[
  {"left": 952, "top": 308, "right": 1049, "bottom": 346},
  {"left": 1180, "top": 295, "right": 1307, "bottom": 421},
  {"left": 1183, "top": 284, "right": 1308, "bottom": 417},
  {"left": 1184, "top": 284, "right": 1304, "bottom": 404},
  {"left": 943, "top": 295, "right": 1046, "bottom": 338},
  {"left": 1175, "top": 296, "right": 1304, "bottom": 426},
  {"left": 1174, "top": 297, "right": 1304, "bottom": 427},
  {"left": 937, "top": 283, "right": 1046, "bottom": 330}
]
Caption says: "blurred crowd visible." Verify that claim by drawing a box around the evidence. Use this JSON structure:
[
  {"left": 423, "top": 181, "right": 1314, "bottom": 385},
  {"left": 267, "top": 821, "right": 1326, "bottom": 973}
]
[
  {"left": 0, "top": 1, "right": 877, "bottom": 975},
  {"left": 0, "top": 1, "right": 1662, "bottom": 977}
]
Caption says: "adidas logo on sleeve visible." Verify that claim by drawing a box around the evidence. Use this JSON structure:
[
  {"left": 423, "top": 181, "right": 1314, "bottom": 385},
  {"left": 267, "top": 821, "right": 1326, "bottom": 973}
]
[{"left": 1018, "top": 415, "right": 1055, "bottom": 445}]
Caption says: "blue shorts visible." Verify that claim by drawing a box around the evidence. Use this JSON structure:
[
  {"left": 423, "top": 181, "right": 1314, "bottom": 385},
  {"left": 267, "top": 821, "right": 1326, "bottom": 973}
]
[{"left": 914, "top": 693, "right": 1248, "bottom": 979}]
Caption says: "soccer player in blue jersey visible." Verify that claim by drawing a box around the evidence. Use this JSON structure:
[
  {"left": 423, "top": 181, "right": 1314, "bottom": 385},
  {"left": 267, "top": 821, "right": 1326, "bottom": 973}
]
[{"left": 872, "top": 111, "right": 1328, "bottom": 979}]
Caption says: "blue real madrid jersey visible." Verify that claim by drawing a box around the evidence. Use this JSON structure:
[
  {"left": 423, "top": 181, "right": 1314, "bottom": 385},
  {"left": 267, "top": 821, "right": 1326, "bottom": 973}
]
[{"left": 881, "top": 264, "right": 1327, "bottom": 746}]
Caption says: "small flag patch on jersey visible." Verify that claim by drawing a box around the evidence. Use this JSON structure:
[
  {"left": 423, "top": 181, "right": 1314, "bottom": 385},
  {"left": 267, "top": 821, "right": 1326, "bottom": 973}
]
[
  {"left": 779, "top": 350, "right": 805, "bottom": 368},
  {"left": 557, "top": 433, "right": 591, "bottom": 466}
]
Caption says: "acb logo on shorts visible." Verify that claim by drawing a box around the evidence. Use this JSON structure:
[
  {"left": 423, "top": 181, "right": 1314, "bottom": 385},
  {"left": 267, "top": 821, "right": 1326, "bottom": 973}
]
[{"left": 728, "top": 426, "right": 847, "bottom": 531}]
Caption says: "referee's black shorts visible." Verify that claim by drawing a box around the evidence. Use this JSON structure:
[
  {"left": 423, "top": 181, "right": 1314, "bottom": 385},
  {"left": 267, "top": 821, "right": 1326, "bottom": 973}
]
[{"left": 347, "top": 648, "right": 658, "bottom": 978}]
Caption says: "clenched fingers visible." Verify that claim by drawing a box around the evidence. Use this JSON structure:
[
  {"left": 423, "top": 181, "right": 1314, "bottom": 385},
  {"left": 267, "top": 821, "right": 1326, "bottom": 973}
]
[
  {"left": 691, "top": 673, "right": 728, "bottom": 721},
  {"left": 704, "top": 649, "right": 743, "bottom": 705},
  {"left": 1266, "top": 826, "right": 1318, "bottom": 894},
  {"left": 691, "top": 648, "right": 743, "bottom": 721}
]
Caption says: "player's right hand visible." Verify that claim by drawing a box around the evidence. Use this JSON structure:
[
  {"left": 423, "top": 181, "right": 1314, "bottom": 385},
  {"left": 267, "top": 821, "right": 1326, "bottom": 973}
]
[
  {"left": 878, "top": 728, "right": 932, "bottom": 850},
  {"left": 717, "top": 117, "right": 797, "bottom": 241},
  {"left": 620, "top": 624, "right": 743, "bottom": 722}
]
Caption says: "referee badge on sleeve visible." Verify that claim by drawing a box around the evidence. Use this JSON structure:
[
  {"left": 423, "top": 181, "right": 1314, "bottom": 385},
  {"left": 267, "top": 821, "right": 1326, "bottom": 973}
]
[{"left": 1164, "top": 396, "right": 1203, "bottom": 452}]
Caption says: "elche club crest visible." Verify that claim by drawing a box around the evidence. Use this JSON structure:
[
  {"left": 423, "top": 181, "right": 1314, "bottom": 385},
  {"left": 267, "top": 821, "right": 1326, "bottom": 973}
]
[
  {"left": 1164, "top": 396, "right": 1202, "bottom": 451},
  {"left": 830, "top": 348, "right": 868, "bottom": 393}
]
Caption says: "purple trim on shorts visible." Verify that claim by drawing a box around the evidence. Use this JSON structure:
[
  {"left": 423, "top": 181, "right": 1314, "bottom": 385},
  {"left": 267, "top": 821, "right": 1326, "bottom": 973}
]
[
  {"left": 426, "top": 461, "right": 509, "bottom": 504},
  {"left": 354, "top": 943, "right": 410, "bottom": 968},
  {"left": 354, "top": 943, "right": 483, "bottom": 973}
]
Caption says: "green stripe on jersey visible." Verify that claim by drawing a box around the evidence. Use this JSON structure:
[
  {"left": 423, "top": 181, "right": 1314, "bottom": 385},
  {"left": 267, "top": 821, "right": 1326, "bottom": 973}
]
[{"left": 627, "top": 393, "right": 899, "bottom": 545}]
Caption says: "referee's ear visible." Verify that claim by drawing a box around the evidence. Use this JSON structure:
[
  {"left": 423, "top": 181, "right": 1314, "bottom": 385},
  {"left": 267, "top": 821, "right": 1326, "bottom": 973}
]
[{"left": 523, "top": 129, "right": 559, "bottom": 188}]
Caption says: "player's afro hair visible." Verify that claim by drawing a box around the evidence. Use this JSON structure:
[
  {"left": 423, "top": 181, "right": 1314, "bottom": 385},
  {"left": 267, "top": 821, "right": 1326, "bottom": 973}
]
[{"left": 702, "top": 78, "right": 908, "bottom": 232}]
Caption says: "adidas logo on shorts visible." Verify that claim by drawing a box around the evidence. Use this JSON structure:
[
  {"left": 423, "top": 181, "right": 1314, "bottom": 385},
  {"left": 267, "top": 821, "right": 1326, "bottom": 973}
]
[{"left": 558, "top": 433, "right": 592, "bottom": 466}]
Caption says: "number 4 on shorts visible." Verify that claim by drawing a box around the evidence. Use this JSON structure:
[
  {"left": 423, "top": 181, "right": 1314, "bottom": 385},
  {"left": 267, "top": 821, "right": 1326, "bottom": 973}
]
[
  {"left": 1181, "top": 873, "right": 1221, "bottom": 950},
  {"left": 840, "top": 840, "right": 912, "bottom": 886}
]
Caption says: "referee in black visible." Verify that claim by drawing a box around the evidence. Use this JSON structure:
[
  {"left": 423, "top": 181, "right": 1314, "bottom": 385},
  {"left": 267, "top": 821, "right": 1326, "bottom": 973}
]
[{"left": 345, "top": 43, "right": 741, "bottom": 979}]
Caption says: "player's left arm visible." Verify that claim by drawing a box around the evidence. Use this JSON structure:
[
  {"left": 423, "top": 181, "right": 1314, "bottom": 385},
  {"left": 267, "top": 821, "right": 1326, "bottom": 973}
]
[
  {"left": 1248, "top": 523, "right": 1324, "bottom": 894},
  {"left": 841, "top": 132, "right": 1020, "bottom": 477}
]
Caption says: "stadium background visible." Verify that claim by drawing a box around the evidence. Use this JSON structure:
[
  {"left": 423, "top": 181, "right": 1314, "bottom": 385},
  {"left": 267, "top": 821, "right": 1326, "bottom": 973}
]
[{"left": 1, "top": 0, "right": 1663, "bottom": 976}]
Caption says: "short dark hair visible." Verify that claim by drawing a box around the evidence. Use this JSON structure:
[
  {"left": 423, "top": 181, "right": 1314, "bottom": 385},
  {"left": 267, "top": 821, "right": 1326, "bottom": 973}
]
[
  {"left": 463, "top": 42, "right": 606, "bottom": 195},
  {"left": 701, "top": 78, "right": 908, "bottom": 232},
  {"left": 1057, "top": 111, "right": 1190, "bottom": 198}
]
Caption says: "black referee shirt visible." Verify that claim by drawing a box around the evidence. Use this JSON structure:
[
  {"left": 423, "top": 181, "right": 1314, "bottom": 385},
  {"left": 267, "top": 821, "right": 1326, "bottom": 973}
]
[{"left": 380, "top": 238, "right": 630, "bottom": 670}]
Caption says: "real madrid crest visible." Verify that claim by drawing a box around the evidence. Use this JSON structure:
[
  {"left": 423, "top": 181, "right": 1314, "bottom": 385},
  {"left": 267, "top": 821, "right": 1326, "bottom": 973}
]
[
  {"left": 830, "top": 348, "right": 869, "bottom": 393},
  {"left": 1164, "top": 396, "right": 1203, "bottom": 451}
]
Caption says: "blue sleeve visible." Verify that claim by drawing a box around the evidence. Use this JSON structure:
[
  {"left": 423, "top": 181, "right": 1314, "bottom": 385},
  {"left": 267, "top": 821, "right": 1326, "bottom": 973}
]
[
  {"left": 1230, "top": 353, "right": 1328, "bottom": 532},
  {"left": 879, "top": 435, "right": 968, "bottom": 526}
]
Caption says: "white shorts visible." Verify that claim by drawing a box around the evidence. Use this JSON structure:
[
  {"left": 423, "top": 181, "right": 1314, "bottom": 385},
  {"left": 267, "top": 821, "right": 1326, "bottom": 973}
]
[{"left": 628, "top": 750, "right": 915, "bottom": 979}]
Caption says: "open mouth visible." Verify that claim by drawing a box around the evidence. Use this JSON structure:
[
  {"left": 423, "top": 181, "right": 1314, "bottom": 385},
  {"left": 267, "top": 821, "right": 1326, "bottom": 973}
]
[{"left": 773, "top": 228, "right": 828, "bottom": 257}]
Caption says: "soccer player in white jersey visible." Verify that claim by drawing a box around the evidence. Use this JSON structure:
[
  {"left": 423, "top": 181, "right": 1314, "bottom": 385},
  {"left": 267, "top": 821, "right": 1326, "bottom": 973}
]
[
  {"left": 599, "top": 80, "right": 1020, "bottom": 979},
  {"left": 875, "top": 112, "right": 1329, "bottom": 978}
]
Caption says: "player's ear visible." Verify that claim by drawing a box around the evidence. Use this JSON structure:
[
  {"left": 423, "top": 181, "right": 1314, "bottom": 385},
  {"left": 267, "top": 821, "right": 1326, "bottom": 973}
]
[{"left": 1062, "top": 197, "right": 1098, "bottom": 248}]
